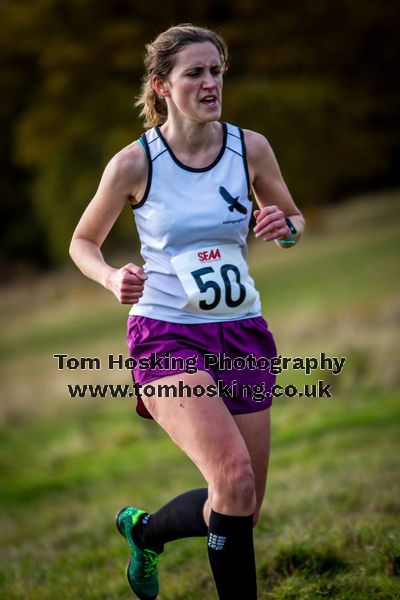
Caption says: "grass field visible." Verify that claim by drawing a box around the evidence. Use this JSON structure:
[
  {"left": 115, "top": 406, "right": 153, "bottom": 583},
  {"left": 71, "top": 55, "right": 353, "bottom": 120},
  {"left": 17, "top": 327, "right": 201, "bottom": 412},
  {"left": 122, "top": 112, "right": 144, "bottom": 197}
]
[{"left": 1, "top": 191, "right": 399, "bottom": 599}]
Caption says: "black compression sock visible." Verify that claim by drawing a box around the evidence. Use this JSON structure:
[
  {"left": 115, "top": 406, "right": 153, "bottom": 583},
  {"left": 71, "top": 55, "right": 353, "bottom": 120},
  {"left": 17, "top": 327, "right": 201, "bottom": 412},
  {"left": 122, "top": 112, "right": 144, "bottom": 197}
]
[
  {"left": 207, "top": 509, "right": 257, "bottom": 600},
  {"left": 135, "top": 488, "right": 208, "bottom": 553}
]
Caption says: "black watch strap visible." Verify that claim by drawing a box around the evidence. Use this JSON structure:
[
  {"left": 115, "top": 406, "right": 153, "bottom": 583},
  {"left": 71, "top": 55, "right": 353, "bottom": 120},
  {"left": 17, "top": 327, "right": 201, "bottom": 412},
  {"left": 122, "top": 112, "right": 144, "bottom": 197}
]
[{"left": 285, "top": 217, "right": 297, "bottom": 235}]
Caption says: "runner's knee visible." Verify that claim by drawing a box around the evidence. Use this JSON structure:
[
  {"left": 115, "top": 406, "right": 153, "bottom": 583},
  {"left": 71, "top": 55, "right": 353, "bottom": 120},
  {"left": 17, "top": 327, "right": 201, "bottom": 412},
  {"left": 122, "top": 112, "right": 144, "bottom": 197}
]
[{"left": 211, "top": 457, "right": 256, "bottom": 514}]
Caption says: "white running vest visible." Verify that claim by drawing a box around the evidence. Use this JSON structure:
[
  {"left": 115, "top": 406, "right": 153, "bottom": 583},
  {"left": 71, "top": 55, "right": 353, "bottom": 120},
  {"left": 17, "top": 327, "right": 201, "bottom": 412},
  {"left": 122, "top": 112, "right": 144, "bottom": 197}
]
[{"left": 129, "top": 122, "right": 262, "bottom": 323}]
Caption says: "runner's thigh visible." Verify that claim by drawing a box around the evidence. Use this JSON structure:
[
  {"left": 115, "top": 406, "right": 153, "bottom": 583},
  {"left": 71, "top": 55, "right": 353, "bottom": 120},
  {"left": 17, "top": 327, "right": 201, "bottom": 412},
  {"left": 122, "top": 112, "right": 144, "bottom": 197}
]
[
  {"left": 141, "top": 371, "right": 253, "bottom": 488},
  {"left": 233, "top": 409, "right": 271, "bottom": 522}
]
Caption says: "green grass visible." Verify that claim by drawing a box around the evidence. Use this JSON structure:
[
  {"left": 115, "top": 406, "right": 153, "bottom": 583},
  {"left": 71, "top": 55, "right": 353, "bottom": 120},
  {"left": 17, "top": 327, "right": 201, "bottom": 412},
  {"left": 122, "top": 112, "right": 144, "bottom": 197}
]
[{"left": 1, "top": 191, "right": 399, "bottom": 599}]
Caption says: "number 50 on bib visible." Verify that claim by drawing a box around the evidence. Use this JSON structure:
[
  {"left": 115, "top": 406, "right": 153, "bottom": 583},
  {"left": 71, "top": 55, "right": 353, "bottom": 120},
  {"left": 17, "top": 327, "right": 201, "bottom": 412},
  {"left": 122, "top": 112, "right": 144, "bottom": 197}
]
[{"left": 171, "top": 244, "right": 258, "bottom": 317}]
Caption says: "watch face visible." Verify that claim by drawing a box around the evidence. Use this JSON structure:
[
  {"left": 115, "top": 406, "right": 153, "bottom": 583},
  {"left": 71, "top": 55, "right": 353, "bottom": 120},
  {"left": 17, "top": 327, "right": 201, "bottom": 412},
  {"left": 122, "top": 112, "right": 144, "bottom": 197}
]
[{"left": 285, "top": 217, "right": 297, "bottom": 235}]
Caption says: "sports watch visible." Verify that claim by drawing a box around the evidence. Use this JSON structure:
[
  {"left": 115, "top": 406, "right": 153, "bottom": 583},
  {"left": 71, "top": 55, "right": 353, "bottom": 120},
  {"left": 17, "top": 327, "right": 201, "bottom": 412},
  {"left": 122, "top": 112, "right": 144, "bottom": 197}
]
[{"left": 280, "top": 217, "right": 297, "bottom": 245}]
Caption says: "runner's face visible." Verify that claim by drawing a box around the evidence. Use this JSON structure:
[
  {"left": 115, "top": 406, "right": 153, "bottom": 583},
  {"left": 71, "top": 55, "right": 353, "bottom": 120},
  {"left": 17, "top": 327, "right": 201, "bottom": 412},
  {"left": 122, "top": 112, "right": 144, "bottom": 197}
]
[{"left": 165, "top": 42, "right": 223, "bottom": 122}]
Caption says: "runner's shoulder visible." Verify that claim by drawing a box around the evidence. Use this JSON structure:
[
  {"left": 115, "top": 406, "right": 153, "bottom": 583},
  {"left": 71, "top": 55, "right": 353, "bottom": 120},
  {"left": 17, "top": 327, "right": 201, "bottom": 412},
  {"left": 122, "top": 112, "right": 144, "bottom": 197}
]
[
  {"left": 242, "top": 129, "right": 278, "bottom": 174},
  {"left": 242, "top": 129, "right": 274, "bottom": 161},
  {"left": 106, "top": 140, "right": 147, "bottom": 187}
]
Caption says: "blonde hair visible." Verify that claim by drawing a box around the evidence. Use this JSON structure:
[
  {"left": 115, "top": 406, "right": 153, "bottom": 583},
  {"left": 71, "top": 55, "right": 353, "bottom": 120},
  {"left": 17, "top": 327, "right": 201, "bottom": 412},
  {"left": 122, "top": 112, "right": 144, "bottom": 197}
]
[{"left": 136, "top": 24, "right": 229, "bottom": 128}]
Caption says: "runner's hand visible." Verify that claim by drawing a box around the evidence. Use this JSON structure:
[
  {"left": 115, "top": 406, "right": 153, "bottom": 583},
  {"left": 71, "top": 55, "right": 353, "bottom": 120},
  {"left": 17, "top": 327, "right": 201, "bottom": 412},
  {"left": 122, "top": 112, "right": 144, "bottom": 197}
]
[
  {"left": 253, "top": 206, "right": 290, "bottom": 242},
  {"left": 106, "top": 263, "right": 147, "bottom": 304}
]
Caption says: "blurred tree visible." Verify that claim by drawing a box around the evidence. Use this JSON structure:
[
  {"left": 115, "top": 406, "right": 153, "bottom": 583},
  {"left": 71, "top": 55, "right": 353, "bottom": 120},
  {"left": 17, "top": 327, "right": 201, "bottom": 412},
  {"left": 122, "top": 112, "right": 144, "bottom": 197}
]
[{"left": 0, "top": 0, "right": 398, "bottom": 272}]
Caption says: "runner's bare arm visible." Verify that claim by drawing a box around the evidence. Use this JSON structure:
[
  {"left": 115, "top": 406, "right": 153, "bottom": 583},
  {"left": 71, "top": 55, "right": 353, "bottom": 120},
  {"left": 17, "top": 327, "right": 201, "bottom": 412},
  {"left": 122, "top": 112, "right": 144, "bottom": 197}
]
[
  {"left": 244, "top": 130, "right": 305, "bottom": 248},
  {"left": 69, "top": 142, "right": 148, "bottom": 303}
]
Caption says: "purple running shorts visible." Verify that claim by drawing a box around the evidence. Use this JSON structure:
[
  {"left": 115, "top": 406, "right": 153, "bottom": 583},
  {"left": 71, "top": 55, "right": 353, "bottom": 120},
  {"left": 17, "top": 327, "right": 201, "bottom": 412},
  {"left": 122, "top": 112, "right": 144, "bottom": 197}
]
[{"left": 126, "top": 315, "right": 277, "bottom": 420}]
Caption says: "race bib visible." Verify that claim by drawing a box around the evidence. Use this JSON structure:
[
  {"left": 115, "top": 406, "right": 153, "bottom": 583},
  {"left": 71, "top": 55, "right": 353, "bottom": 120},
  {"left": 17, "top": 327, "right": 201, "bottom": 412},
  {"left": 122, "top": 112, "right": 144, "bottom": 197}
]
[{"left": 171, "top": 244, "right": 258, "bottom": 316}]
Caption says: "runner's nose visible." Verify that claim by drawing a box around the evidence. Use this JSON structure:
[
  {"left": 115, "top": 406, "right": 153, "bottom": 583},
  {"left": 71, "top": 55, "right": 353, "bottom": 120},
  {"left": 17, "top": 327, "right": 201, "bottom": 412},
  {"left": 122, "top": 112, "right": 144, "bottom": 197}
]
[{"left": 201, "top": 69, "right": 216, "bottom": 89}]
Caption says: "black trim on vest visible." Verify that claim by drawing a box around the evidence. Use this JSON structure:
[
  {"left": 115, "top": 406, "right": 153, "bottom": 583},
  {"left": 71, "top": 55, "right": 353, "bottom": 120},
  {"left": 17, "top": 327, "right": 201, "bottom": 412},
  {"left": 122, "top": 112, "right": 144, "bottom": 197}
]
[
  {"left": 131, "top": 133, "right": 152, "bottom": 210},
  {"left": 226, "top": 146, "right": 244, "bottom": 159},
  {"left": 238, "top": 127, "right": 251, "bottom": 198},
  {"left": 155, "top": 122, "right": 227, "bottom": 173}
]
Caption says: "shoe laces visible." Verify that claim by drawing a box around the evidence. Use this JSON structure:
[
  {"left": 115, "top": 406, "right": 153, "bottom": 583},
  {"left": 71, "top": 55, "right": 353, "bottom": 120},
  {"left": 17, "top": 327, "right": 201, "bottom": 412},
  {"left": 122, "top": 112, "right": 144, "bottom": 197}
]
[{"left": 143, "top": 549, "right": 160, "bottom": 577}]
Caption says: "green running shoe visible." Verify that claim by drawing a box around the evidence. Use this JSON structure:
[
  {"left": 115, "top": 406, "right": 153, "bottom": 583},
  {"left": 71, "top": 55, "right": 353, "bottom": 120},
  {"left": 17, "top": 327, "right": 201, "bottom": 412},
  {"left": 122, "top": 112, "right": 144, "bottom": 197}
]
[{"left": 116, "top": 506, "right": 161, "bottom": 600}]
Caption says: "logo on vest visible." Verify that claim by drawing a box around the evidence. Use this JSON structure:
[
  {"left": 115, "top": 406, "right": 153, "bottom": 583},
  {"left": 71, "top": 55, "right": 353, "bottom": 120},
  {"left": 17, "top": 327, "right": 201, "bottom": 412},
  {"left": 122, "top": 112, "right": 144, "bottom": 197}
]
[
  {"left": 197, "top": 248, "right": 221, "bottom": 263},
  {"left": 219, "top": 186, "right": 248, "bottom": 215}
]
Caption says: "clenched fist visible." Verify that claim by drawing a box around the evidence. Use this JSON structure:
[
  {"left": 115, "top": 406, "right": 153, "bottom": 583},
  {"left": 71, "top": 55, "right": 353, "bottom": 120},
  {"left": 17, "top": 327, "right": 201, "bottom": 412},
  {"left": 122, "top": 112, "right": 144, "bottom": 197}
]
[
  {"left": 106, "top": 263, "right": 147, "bottom": 304},
  {"left": 253, "top": 206, "right": 291, "bottom": 242}
]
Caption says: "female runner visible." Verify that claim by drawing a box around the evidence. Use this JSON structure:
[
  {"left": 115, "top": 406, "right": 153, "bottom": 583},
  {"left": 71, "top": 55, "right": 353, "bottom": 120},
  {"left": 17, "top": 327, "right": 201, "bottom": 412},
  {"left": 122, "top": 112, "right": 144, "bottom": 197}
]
[{"left": 70, "top": 23, "right": 304, "bottom": 600}]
